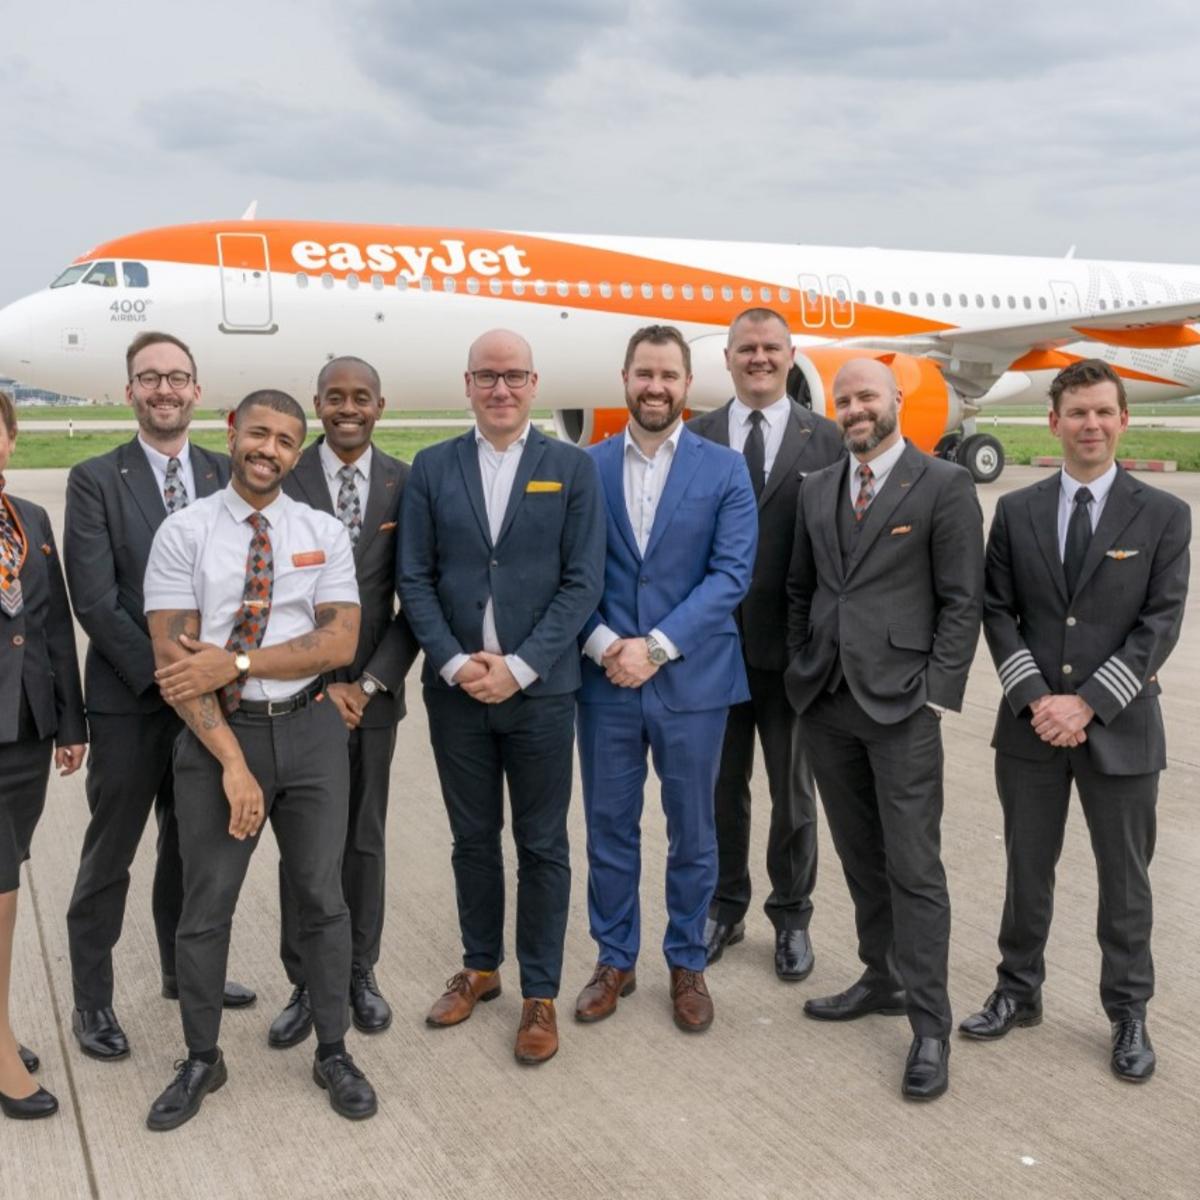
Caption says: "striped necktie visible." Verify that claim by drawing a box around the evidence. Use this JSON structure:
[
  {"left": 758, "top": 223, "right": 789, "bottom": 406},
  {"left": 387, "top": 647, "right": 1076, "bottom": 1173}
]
[{"left": 218, "top": 512, "right": 274, "bottom": 714}]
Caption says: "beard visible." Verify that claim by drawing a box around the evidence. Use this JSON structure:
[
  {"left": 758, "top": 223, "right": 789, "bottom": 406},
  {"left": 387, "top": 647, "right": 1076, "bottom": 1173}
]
[
  {"left": 628, "top": 395, "right": 685, "bottom": 434},
  {"left": 842, "top": 405, "right": 898, "bottom": 454}
]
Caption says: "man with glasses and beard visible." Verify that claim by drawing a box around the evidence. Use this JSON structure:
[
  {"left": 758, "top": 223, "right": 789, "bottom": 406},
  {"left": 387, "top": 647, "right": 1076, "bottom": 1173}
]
[
  {"left": 572, "top": 325, "right": 756, "bottom": 1036},
  {"left": 784, "top": 358, "right": 983, "bottom": 1101}
]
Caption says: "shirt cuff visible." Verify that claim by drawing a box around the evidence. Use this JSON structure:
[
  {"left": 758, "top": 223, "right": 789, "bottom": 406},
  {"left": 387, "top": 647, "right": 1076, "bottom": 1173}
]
[
  {"left": 441, "top": 653, "right": 471, "bottom": 687},
  {"left": 649, "top": 627, "right": 681, "bottom": 661},
  {"left": 583, "top": 625, "right": 620, "bottom": 665},
  {"left": 925, "top": 701, "right": 947, "bottom": 717},
  {"left": 505, "top": 655, "right": 539, "bottom": 690}
]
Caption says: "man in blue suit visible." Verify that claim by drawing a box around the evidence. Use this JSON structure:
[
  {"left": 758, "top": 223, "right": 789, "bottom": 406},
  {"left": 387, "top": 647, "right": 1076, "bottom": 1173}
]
[
  {"left": 398, "top": 329, "right": 605, "bottom": 1066},
  {"left": 572, "top": 325, "right": 757, "bottom": 1034}
]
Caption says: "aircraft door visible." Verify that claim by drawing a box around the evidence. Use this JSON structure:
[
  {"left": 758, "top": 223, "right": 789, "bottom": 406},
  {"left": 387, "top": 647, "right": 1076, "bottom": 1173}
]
[
  {"left": 827, "top": 274, "right": 854, "bottom": 329},
  {"left": 797, "top": 273, "right": 825, "bottom": 328},
  {"left": 1050, "top": 279, "right": 1081, "bottom": 316},
  {"left": 217, "top": 233, "right": 277, "bottom": 332}
]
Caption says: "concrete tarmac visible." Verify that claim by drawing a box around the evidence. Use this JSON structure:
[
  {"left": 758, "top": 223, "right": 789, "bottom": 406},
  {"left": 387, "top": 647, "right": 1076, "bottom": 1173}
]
[{"left": 3, "top": 466, "right": 1198, "bottom": 1200}]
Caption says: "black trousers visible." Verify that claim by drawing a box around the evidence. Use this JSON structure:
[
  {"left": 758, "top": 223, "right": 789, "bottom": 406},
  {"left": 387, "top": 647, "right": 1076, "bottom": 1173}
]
[
  {"left": 67, "top": 707, "right": 184, "bottom": 1010},
  {"left": 279, "top": 721, "right": 398, "bottom": 982},
  {"left": 711, "top": 665, "right": 817, "bottom": 931},
  {"left": 800, "top": 688, "right": 952, "bottom": 1039},
  {"left": 994, "top": 748, "right": 1157, "bottom": 1021},
  {"left": 173, "top": 694, "right": 351, "bottom": 1053},
  {"left": 424, "top": 686, "right": 574, "bottom": 999}
]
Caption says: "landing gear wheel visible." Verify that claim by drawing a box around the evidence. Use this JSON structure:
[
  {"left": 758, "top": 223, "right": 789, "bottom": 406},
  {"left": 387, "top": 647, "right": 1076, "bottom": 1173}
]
[{"left": 958, "top": 433, "right": 1005, "bottom": 484}]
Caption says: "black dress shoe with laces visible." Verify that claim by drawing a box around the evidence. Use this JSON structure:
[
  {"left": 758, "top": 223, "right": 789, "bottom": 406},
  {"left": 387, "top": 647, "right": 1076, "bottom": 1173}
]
[
  {"left": 17, "top": 1044, "right": 38, "bottom": 1074},
  {"left": 350, "top": 964, "right": 393, "bottom": 1034},
  {"left": 162, "top": 975, "right": 257, "bottom": 1009},
  {"left": 774, "top": 929, "right": 815, "bottom": 981},
  {"left": 803, "top": 980, "right": 906, "bottom": 1021},
  {"left": 902, "top": 1036, "right": 950, "bottom": 1100},
  {"left": 146, "top": 1054, "right": 228, "bottom": 1131},
  {"left": 1111, "top": 1018, "right": 1155, "bottom": 1082},
  {"left": 268, "top": 984, "right": 314, "bottom": 1048},
  {"left": 959, "top": 990, "right": 1042, "bottom": 1040},
  {"left": 72, "top": 1007, "right": 130, "bottom": 1060},
  {"left": 0, "top": 1085, "right": 58, "bottom": 1120},
  {"left": 313, "top": 1051, "right": 377, "bottom": 1120},
  {"left": 703, "top": 917, "right": 745, "bottom": 965}
]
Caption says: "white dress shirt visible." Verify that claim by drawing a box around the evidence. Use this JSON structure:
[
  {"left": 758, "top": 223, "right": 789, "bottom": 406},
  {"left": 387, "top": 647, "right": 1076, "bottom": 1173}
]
[
  {"left": 318, "top": 438, "right": 372, "bottom": 511},
  {"left": 729, "top": 394, "right": 790, "bottom": 479},
  {"left": 143, "top": 486, "right": 360, "bottom": 701},
  {"left": 139, "top": 436, "right": 196, "bottom": 511},
  {"left": 582, "top": 423, "right": 683, "bottom": 665},
  {"left": 845, "top": 435, "right": 907, "bottom": 509},
  {"left": 440, "top": 424, "right": 538, "bottom": 690},
  {"left": 1057, "top": 463, "right": 1117, "bottom": 558}
]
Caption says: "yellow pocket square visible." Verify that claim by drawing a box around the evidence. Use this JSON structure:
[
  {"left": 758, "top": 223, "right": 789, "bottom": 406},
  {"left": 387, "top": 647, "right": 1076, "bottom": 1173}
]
[{"left": 526, "top": 480, "right": 563, "bottom": 493}]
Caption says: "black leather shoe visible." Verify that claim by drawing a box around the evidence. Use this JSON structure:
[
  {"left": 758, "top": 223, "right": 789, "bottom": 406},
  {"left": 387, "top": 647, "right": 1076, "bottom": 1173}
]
[
  {"left": 17, "top": 1044, "right": 38, "bottom": 1074},
  {"left": 146, "top": 1054, "right": 228, "bottom": 1131},
  {"left": 1111, "top": 1018, "right": 1155, "bottom": 1082},
  {"left": 267, "top": 985, "right": 314, "bottom": 1049},
  {"left": 313, "top": 1052, "right": 377, "bottom": 1120},
  {"left": 350, "top": 964, "right": 393, "bottom": 1034},
  {"left": 803, "top": 981, "right": 906, "bottom": 1021},
  {"left": 902, "top": 1036, "right": 949, "bottom": 1100},
  {"left": 703, "top": 917, "right": 745, "bottom": 965},
  {"left": 958, "top": 990, "right": 1042, "bottom": 1040},
  {"left": 774, "top": 929, "right": 815, "bottom": 981},
  {"left": 162, "top": 976, "right": 257, "bottom": 1009},
  {"left": 0, "top": 1085, "right": 58, "bottom": 1120},
  {"left": 72, "top": 1007, "right": 130, "bottom": 1060}
]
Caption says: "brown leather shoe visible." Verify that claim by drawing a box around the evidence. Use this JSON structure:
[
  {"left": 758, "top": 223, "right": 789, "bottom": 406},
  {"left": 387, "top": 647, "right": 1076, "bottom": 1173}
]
[
  {"left": 670, "top": 967, "right": 714, "bottom": 1033},
  {"left": 574, "top": 963, "right": 637, "bottom": 1023},
  {"left": 514, "top": 999, "right": 558, "bottom": 1065},
  {"left": 425, "top": 969, "right": 502, "bottom": 1027}
]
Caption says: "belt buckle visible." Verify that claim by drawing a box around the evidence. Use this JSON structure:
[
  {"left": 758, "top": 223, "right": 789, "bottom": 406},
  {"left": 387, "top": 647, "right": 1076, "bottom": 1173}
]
[{"left": 266, "top": 697, "right": 288, "bottom": 718}]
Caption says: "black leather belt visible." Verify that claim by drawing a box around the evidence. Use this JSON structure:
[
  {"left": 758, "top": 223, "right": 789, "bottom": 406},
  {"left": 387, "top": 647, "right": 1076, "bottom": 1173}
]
[{"left": 232, "top": 678, "right": 324, "bottom": 718}]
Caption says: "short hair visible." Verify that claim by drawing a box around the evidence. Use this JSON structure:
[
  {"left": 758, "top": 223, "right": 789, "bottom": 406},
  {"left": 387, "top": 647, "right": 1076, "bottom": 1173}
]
[
  {"left": 623, "top": 325, "right": 691, "bottom": 374},
  {"left": 1048, "top": 358, "right": 1127, "bottom": 413},
  {"left": 125, "top": 331, "right": 198, "bottom": 381},
  {"left": 316, "top": 355, "right": 382, "bottom": 395},
  {"left": 728, "top": 307, "right": 791, "bottom": 339},
  {"left": 234, "top": 389, "right": 307, "bottom": 437},
  {"left": 0, "top": 390, "right": 16, "bottom": 438}
]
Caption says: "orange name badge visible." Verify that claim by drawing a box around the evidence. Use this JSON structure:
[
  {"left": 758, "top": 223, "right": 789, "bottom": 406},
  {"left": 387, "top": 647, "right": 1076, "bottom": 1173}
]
[{"left": 292, "top": 550, "right": 326, "bottom": 568}]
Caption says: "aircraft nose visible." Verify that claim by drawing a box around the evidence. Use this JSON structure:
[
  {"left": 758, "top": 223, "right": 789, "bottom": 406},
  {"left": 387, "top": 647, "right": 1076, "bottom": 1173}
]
[{"left": 0, "top": 297, "right": 33, "bottom": 382}]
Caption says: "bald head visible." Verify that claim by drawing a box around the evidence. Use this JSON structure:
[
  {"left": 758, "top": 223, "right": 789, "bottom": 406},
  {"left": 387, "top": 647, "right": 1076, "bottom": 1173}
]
[
  {"left": 832, "top": 358, "right": 899, "bottom": 401},
  {"left": 832, "top": 358, "right": 903, "bottom": 459},
  {"left": 467, "top": 329, "right": 534, "bottom": 372}
]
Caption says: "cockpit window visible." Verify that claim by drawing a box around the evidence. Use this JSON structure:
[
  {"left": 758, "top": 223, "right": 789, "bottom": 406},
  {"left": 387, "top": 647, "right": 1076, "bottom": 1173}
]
[
  {"left": 122, "top": 261, "right": 149, "bottom": 287},
  {"left": 83, "top": 262, "right": 118, "bottom": 287},
  {"left": 51, "top": 264, "right": 90, "bottom": 288}
]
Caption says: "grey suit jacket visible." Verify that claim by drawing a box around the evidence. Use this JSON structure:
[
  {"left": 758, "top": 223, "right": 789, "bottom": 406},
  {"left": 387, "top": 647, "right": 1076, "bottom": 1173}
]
[
  {"left": 283, "top": 438, "right": 420, "bottom": 726},
  {"left": 689, "top": 399, "right": 844, "bottom": 672},
  {"left": 984, "top": 467, "right": 1191, "bottom": 775},
  {"left": 785, "top": 440, "right": 984, "bottom": 724},
  {"left": 64, "top": 438, "right": 229, "bottom": 715}
]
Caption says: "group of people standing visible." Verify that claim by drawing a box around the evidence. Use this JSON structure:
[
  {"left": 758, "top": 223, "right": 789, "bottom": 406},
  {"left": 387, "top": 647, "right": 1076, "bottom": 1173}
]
[{"left": 0, "top": 306, "right": 1188, "bottom": 1131}]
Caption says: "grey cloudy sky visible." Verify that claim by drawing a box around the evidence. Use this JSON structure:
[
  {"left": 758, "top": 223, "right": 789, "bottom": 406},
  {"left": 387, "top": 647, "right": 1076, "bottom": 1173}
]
[{"left": 3, "top": 0, "right": 1199, "bottom": 305}]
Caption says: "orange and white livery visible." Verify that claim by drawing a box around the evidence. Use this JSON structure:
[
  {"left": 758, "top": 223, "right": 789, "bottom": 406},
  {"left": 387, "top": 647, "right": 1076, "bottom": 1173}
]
[{"left": 2, "top": 218, "right": 1200, "bottom": 481}]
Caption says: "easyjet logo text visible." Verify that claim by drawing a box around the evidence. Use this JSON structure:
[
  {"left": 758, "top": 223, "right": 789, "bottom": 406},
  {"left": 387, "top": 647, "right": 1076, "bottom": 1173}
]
[{"left": 290, "top": 239, "right": 531, "bottom": 280}]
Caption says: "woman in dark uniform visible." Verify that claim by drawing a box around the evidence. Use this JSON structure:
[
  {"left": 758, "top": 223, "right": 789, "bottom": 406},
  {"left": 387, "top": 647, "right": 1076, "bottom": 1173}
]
[{"left": 0, "top": 390, "right": 86, "bottom": 1119}]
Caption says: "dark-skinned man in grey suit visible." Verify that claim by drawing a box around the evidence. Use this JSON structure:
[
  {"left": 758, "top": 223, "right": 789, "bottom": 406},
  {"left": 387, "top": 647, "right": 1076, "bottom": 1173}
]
[
  {"left": 960, "top": 358, "right": 1190, "bottom": 1083},
  {"left": 785, "top": 358, "right": 983, "bottom": 1101}
]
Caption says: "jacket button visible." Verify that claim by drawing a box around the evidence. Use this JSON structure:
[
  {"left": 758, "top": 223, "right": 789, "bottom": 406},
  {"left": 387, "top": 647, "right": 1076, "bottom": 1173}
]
[
  {"left": 490, "top": 559, "right": 499, "bottom": 567},
  {"left": 1062, "top": 664, "right": 1073, "bottom": 675},
  {"left": 1066, "top": 616, "right": 1077, "bottom": 627},
  {"left": 11, "top": 634, "right": 24, "bottom": 646}
]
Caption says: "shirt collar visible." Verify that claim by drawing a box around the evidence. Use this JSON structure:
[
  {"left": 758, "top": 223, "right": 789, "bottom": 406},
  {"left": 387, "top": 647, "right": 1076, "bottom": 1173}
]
[
  {"left": 1061, "top": 462, "right": 1117, "bottom": 505},
  {"left": 731, "top": 394, "right": 790, "bottom": 430},
  {"left": 221, "top": 483, "right": 290, "bottom": 527},
  {"left": 138, "top": 435, "right": 191, "bottom": 474},
  {"left": 624, "top": 420, "right": 684, "bottom": 463},
  {"left": 319, "top": 437, "right": 372, "bottom": 482},
  {"left": 849, "top": 434, "right": 906, "bottom": 480},
  {"left": 474, "top": 422, "right": 531, "bottom": 453}
]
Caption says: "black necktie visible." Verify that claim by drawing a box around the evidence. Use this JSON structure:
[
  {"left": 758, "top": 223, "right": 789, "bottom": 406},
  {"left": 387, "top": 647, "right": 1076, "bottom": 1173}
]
[
  {"left": 1063, "top": 486, "right": 1093, "bottom": 594},
  {"left": 744, "top": 411, "right": 766, "bottom": 499}
]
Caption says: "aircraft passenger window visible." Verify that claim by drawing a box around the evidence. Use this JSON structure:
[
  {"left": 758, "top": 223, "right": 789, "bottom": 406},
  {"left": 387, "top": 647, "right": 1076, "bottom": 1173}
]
[
  {"left": 1023, "top": 296, "right": 1031, "bottom": 309},
  {"left": 1098, "top": 298, "right": 1107, "bottom": 310},
  {"left": 295, "top": 272, "right": 309, "bottom": 289},
  {"left": 621, "top": 283, "right": 633, "bottom": 298},
  {"left": 722, "top": 286, "right": 733, "bottom": 301},
  {"left": 779, "top": 287, "right": 791, "bottom": 303},
  {"left": 51, "top": 264, "right": 90, "bottom": 288},
  {"left": 975, "top": 295, "right": 984, "bottom": 307},
  {"left": 556, "top": 281, "right": 569, "bottom": 297},
  {"left": 875, "top": 290, "right": 884, "bottom": 304},
  {"left": 760, "top": 287, "right": 772, "bottom": 302},
  {"left": 534, "top": 280, "right": 548, "bottom": 296},
  {"left": 926, "top": 292, "right": 935, "bottom": 306},
  {"left": 991, "top": 295, "right": 1000, "bottom": 308},
  {"left": 489, "top": 279, "right": 503, "bottom": 295},
  {"left": 83, "top": 261, "right": 118, "bottom": 288},
  {"left": 372, "top": 274, "right": 385, "bottom": 290},
  {"left": 420, "top": 275, "right": 432, "bottom": 291},
  {"left": 682, "top": 284, "right": 694, "bottom": 300},
  {"left": 835, "top": 290, "right": 846, "bottom": 302},
  {"left": 466, "top": 277, "right": 480, "bottom": 294},
  {"left": 347, "top": 273, "right": 360, "bottom": 290},
  {"left": 662, "top": 284, "right": 675, "bottom": 299},
  {"left": 891, "top": 291, "right": 901, "bottom": 305},
  {"left": 741, "top": 286, "right": 753, "bottom": 302},
  {"left": 908, "top": 291, "right": 918, "bottom": 305},
  {"left": 512, "top": 279, "right": 525, "bottom": 296},
  {"left": 600, "top": 282, "right": 613, "bottom": 297},
  {"left": 701, "top": 285, "right": 714, "bottom": 301},
  {"left": 959, "top": 294, "right": 968, "bottom": 307},
  {"left": 122, "top": 262, "right": 149, "bottom": 287},
  {"left": 395, "top": 275, "right": 409, "bottom": 291},
  {"left": 1007, "top": 296, "right": 1016, "bottom": 308},
  {"left": 443, "top": 277, "right": 457, "bottom": 293},
  {"left": 1038, "top": 297, "right": 1047, "bottom": 309},
  {"left": 641, "top": 283, "right": 654, "bottom": 299},
  {"left": 579, "top": 282, "right": 592, "bottom": 298},
  {"left": 942, "top": 293, "right": 951, "bottom": 306},
  {"left": 856, "top": 290, "right": 866, "bottom": 304},
  {"left": 321, "top": 272, "right": 335, "bottom": 289}
]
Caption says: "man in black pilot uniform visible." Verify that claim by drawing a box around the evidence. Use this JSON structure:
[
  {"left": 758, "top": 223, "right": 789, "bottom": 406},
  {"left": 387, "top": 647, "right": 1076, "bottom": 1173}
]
[{"left": 960, "top": 358, "right": 1190, "bottom": 1083}]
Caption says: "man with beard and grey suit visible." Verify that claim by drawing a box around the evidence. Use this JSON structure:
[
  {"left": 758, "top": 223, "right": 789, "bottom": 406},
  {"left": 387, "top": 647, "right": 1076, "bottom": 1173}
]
[
  {"left": 785, "top": 358, "right": 983, "bottom": 1101},
  {"left": 269, "top": 356, "right": 420, "bottom": 1046},
  {"left": 64, "top": 332, "right": 253, "bottom": 1063},
  {"left": 690, "top": 308, "right": 842, "bottom": 982}
]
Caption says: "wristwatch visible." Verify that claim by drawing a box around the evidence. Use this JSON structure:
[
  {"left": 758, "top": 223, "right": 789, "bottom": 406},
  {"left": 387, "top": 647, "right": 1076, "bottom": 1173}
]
[
  {"left": 644, "top": 635, "right": 669, "bottom": 666},
  {"left": 358, "top": 673, "right": 385, "bottom": 698},
  {"left": 233, "top": 651, "right": 251, "bottom": 679}
]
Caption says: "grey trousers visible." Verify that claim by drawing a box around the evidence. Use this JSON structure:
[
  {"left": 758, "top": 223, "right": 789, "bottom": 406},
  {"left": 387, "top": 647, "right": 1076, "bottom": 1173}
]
[{"left": 173, "top": 693, "right": 351, "bottom": 1053}]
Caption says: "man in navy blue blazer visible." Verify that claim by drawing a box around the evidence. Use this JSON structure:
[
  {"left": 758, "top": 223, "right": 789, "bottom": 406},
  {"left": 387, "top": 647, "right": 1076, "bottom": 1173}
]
[
  {"left": 572, "top": 325, "right": 757, "bottom": 1035},
  {"left": 398, "top": 330, "right": 605, "bottom": 1065}
]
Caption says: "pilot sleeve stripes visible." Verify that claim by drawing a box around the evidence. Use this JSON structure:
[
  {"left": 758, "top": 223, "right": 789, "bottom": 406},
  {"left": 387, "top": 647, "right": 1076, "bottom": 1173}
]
[
  {"left": 1092, "top": 655, "right": 1141, "bottom": 709},
  {"left": 997, "top": 649, "right": 1040, "bottom": 694}
]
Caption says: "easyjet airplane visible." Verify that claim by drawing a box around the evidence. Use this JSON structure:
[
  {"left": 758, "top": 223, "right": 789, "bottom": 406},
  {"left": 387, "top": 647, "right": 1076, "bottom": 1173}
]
[{"left": 2, "top": 217, "right": 1200, "bottom": 482}]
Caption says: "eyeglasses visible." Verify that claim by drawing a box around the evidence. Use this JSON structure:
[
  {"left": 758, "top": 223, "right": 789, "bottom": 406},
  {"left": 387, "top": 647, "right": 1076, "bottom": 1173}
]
[
  {"left": 132, "top": 370, "right": 193, "bottom": 390},
  {"left": 469, "top": 370, "right": 532, "bottom": 389}
]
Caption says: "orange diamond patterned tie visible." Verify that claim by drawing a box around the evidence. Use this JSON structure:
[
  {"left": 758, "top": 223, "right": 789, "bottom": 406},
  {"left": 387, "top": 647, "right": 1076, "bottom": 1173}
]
[
  {"left": 219, "top": 512, "right": 273, "bottom": 714},
  {"left": 0, "top": 481, "right": 24, "bottom": 619},
  {"left": 854, "top": 463, "right": 875, "bottom": 522}
]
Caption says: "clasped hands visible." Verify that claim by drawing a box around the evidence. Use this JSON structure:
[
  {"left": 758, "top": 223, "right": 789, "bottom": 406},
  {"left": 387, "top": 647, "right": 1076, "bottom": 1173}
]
[
  {"left": 454, "top": 652, "right": 521, "bottom": 704},
  {"left": 601, "top": 637, "right": 659, "bottom": 689},
  {"left": 1030, "top": 694, "right": 1094, "bottom": 748}
]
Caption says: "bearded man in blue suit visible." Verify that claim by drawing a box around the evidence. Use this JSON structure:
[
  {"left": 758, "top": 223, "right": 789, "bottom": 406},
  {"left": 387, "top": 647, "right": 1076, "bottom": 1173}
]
[{"left": 572, "top": 325, "right": 757, "bottom": 1035}]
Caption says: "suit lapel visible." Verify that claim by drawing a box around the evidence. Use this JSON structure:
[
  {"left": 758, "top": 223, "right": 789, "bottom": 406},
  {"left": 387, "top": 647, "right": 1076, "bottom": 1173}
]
[
  {"left": 760, "top": 404, "right": 811, "bottom": 510},
  {"left": 1075, "top": 468, "right": 1143, "bottom": 596},
  {"left": 813, "top": 461, "right": 847, "bottom": 584},
  {"left": 292, "top": 442, "right": 335, "bottom": 515},
  {"left": 455, "top": 432, "right": 493, "bottom": 547},
  {"left": 1025, "top": 475, "right": 1067, "bottom": 602},
  {"left": 356, "top": 449, "right": 399, "bottom": 562},
  {"left": 844, "top": 442, "right": 925, "bottom": 580},
  {"left": 495, "top": 430, "right": 548, "bottom": 548},
  {"left": 119, "top": 439, "right": 167, "bottom": 535},
  {"left": 191, "top": 444, "right": 223, "bottom": 498},
  {"left": 643, "top": 430, "right": 704, "bottom": 562},
  {"left": 599, "top": 434, "right": 641, "bottom": 562}
]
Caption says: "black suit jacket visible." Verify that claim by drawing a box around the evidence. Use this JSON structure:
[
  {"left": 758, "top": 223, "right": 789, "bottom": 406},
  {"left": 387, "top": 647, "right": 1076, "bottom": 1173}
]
[
  {"left": 984, "top": 467, "right": 1190, "bottom": 775},
  {"left": 785, "top": 441, "right": 984, "bottom": 724},
  {"left": 63, "top": 438, "right": 229, "bottom": 715},
  {"left": 0, "top": 495, "right": 86, "bottom": 746},
  {"left": 283, "top": 438, "right": 420, "bottom": 726},
  {"left": 689, "top": 399, "right": 844, "bottom": 672}
]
